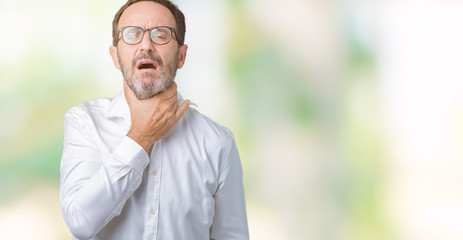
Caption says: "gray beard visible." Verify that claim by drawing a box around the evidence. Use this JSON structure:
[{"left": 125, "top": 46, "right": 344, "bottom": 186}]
[{"left": 119, "top": 52, "right": 178, "bottom": 100}]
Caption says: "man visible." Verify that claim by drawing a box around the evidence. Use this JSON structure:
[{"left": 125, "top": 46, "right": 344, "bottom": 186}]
[{"left": 59, "top": 0, "right": 249, "bottom": 239}]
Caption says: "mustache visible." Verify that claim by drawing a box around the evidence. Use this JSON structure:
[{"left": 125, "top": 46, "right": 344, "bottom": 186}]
[{"left": 131, "top": 52, "right": 163, "bottom": 68}]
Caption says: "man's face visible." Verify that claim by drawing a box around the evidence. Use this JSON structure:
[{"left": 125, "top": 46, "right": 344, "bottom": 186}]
[{"left": 110, "top": 1, "right": 187, "bottom": 100}]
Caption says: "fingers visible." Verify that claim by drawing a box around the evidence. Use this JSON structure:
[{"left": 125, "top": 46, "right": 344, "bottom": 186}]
[
  {"left": 175, "top": 100, "right": 190, "bottom": 121},
  {"left": 169, "top": 98, "right": 179, "bottom": 112}
]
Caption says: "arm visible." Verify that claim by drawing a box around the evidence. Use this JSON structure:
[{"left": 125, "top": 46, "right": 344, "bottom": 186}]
[
  {"left": 60, "top": 111, "right": 149, "bottom": 239},
  {"left": 60, "top": 82, "right": 189, "bottom": 239},
  {"left": 210, "top": 136, "right": 250, "bottom": 240}
]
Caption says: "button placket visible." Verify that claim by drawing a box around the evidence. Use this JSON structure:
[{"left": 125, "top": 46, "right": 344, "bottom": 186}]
[{"left": 143, "top": 141, "right": 163, "bottom": 239}]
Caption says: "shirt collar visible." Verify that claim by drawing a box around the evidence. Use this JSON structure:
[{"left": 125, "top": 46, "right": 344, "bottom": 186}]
[{"left": 106, "top": 91, "right": 130, "bottom": 119}]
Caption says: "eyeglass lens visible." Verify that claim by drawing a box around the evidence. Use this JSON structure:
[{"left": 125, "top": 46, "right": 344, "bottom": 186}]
[{"left": 122, "top": 27, "right": 172, "bottom": 45}]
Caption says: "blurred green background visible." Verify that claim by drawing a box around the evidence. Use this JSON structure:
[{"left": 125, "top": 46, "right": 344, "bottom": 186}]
[{"left": 1, "top": 0, "right": 463, "bottom": 239}]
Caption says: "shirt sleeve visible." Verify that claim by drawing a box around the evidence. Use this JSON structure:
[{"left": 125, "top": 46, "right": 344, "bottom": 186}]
[
  {"left": 59, "top": 108, "right": 150, "bottom": 239},
  {"left": 210, "top": 134, "right": 250, "bottom": 240}
]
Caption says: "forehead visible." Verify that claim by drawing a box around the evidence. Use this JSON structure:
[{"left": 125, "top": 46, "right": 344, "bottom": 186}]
[{"left": 119, "top": 1, "right": 176, "bottom": 28}]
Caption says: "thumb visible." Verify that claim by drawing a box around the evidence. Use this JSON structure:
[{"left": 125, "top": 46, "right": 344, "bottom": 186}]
[{"left": 175, "top": 99, "right": 190, "bottom": 121}]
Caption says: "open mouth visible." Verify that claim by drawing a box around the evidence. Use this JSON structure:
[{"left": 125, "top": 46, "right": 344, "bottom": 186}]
[{"left": 136, "top": 59, "right": 158, "bottom": 71}]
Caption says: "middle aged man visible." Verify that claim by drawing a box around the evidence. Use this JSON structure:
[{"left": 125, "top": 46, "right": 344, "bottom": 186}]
[{"left": 59, "top": 0, "right": 249, "bottom": 239}]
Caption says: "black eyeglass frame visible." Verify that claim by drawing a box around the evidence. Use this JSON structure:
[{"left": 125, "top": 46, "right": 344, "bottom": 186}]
[{"left": 118, "top": 26, "right": 178, "bottom": 45}]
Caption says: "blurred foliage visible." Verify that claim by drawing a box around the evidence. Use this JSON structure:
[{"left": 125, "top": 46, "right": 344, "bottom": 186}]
[{"left": 0, "top": 25, "right": 103, "bottom": 206}]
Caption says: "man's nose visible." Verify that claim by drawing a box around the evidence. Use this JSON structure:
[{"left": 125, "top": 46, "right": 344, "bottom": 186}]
[{"left": 139, "top": 30, "right": 154, "bottom": 52}]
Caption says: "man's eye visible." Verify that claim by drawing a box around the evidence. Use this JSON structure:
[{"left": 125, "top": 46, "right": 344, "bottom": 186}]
[
  {"left": 152, "top": 30, "right": 168, "bottom": 38},
  {"left": 127, "top": 31, "right": 139, "bottom": 39}
]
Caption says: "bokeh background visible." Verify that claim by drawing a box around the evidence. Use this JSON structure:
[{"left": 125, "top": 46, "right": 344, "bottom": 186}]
[{"left": 1, "top": 0, "right": 463, "bottom": 239}]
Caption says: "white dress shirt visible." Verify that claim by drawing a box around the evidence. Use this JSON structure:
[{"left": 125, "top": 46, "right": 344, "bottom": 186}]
[{"left": 59, "top": 91, "right": 249, "bottom": 240}]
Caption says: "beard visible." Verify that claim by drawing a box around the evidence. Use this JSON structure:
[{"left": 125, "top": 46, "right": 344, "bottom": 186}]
[{"left": 119, "top": 51, "right": 179, "bottom": 100}]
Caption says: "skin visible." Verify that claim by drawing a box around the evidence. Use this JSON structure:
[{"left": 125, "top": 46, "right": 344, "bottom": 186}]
[{"left": 109, "top": 1, "right": 190, "bottom": 154}]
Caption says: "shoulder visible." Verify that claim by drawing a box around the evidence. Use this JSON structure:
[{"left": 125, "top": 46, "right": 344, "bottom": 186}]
[
  {"left": 179, "top": 107, "right": 236, "bottom": 153},
  {"left": 184, "top": 107, "right": 234, "bottom": 139},
  {"left": 64, "top": 97, "right": 114, "bottom": 126}
]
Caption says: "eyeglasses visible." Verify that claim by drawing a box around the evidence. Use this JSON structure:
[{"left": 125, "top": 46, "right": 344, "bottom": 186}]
[{"left": 118, "top": 26, "right": 177, "bottom": 45}]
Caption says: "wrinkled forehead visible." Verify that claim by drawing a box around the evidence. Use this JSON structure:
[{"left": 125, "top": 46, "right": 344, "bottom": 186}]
[{"left": 118, "top": 1, "right": 176, "bottom": 28}]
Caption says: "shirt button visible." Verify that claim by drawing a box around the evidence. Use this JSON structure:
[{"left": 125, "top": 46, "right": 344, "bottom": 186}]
[
  {"left": 150, "top": 209, "right": 156, "bottom": 215},
  {"left": 152, "top": 170, "right": 158, "bottom": 176}
]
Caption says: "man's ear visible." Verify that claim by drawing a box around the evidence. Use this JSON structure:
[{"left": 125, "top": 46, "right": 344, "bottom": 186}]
[
  {"left": 109, "top": 45, "right": 121, "bottom": 70},
  {"left": 177, "top": 44, "right": 188, "bottom": 69}
]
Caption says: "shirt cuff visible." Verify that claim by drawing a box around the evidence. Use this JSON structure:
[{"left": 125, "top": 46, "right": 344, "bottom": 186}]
[{"left": 112, "top": 136, "right": 150, "bottom": 176}]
